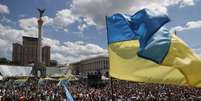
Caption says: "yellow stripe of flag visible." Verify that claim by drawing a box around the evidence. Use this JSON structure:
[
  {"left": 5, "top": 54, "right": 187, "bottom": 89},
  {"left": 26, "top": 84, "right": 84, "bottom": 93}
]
[{"left": 109, "top": 34, "right": 201, "bottom": 87}]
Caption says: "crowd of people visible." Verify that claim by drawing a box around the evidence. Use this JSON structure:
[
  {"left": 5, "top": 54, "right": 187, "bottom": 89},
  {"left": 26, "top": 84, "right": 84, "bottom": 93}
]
[
  {"left": 69, "top": 80, "right": 201, "bottom": 101},
  {"left": 0, "top": 78, "right": 66, "bottom": 101},
  {"left": 1, "top": 78, "right": 201, "bottom": 101}
]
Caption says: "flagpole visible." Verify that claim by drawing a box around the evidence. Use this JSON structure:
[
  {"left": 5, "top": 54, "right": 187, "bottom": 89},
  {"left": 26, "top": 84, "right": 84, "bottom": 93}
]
[
  {"left": 105, "top": 16, "right": 115, "bottom": 101},
  {"left": 110, "top": 77, "right": 115, "bottom": 101}
]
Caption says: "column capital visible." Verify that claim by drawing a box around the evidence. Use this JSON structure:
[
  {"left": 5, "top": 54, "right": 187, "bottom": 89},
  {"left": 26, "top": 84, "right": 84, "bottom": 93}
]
[{"left": 38, "top": 19, "right": 44, "bottom": 25}]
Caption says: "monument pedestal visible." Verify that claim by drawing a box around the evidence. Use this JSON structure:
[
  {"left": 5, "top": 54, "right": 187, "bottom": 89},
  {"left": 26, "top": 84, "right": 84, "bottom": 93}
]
[{"left": 32, "top": 64, "right": 46, "bottom": 77}]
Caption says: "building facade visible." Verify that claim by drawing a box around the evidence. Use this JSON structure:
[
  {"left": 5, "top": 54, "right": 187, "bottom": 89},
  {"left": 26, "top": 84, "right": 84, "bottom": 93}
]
[
  {"left": 12, "top": 43, "right": 23, "bottom": 65},
  {"left": 42, "top": 46, "right": 50, "bottom": 66},
  {"left": 23, "top": 36, "right": 38, "bottom": 65},
  {"left": 12, "top": 36, "right": 50, "bottom": 66},
  {"left": 70, "top": 56, "right": 109, "bottom": 78}
]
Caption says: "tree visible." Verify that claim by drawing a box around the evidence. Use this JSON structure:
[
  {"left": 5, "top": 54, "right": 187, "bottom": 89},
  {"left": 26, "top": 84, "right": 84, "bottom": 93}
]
[{"left": 0, "top": 57, "right": 11, "bottom": 64}]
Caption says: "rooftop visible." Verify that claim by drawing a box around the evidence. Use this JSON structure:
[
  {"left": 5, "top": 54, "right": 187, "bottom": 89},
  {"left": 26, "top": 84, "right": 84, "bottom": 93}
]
[
  {"left": 70, "top": 55, "right": 108, "bottom": 65},
  {"left": 23, "top": 36, "right": 38, "bottom": 41}
]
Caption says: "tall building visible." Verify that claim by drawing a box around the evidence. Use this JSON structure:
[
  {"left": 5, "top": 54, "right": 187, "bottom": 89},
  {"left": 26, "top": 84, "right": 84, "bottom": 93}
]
[
  {"left": 12, "top": 36, "right": 50, "bottom": 66},
  {"left": 42, "top": 46, "right": 50, "bottom": 66},
  {"left": 23, "top": 36, "right": 38, "bottom": 65},
  {"left": 12, "top": 43, "right": 23, "bottom": 65}
]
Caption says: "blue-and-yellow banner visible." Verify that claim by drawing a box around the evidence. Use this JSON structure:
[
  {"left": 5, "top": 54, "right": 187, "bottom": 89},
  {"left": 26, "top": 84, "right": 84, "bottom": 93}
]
[{"left": 106, "top": 9, "right": 201, "bottom": 87}]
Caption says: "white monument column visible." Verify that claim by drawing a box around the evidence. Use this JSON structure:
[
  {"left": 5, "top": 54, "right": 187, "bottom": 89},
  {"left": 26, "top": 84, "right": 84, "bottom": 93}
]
[{"left": 37, "top": 17, "right": 43, "bottom": 65}]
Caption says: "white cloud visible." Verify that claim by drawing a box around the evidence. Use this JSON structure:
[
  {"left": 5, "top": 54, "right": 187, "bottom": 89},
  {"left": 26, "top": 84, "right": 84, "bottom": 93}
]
[
  {"left": 16, "top": 0, "right": 198, "bottom": 33},
  {"left": 0, "top": 4, "right": 9, "bottom": 14},
  {"left": 18, "top": 17, "right": 38, "bottom": 31},
  {"left": 18, "top": 16, "right": 53, "bottom": 30},
  {"left": 70, "top": 0, "right": 199, "bottom": 28},
  {"left": 51, "top": 9, "right": 96, "bottom": 32},
  {"left": 17, "top": 9, "right": 96, "bottom": 32},
  {"left": 0, "top": 39, "right": 10, "bottom": 58},
  {"left": 0, "top": 16, "right": 12, "bottom": 24},
  {"left": 43, "top": 37, "right": 107, "bottom": 64},
  {"left": 18, "top": 16, "right": 53, "bottom": 37},
  {"left": 145, "top": 3, "right": 168, "bottom": 14},
  {"left": 180, "top": 0, "right": 195, "bottom": 7},
  {"left": 43, "top": 37, "right": 60, "bottom": 47},
  {"left": 78, "top": 17, "right": 96, "bottom": 31},
  {"left": 51, "top": 53, "right": 69, "bottom": 64},
  {"left": 186, "top": 20, "right": 201, "bottom": 28},
  {"left": 7, "top": 0, "right": 199, "bottom": 34},
  {"left": 51, "top": 9, "right": 78, "bottom": 32},
  {"left": 0, "top": 39, "right": 7, "bottom": 47},
  {"left": 163, "top": 0, "right": 195, "bottom": 7},
  {"left": 171, "top": 20, "right": 201, "bottom": 32},
  {"left": 44, "top": 37, "right": 107, "bottom": 64},
  {"left": 194, "top": 48, "right": 201, "bottom": 53},
  {"left": 0, "top": 24, "right": 22, "bottom": 58},
  {"left": 49, "top": 39, "right": 107, "bottom": 64},
  {"left": 71, "top": 0, "right": 139, "bottom": 27},
  {"left": 18, "top": 9, "right": 80, "bottom": 32},
  {"left": 0, "top": 24, "right": 22, "bottom": 43},
  {"left": 193, "top": 48, "right": 201, "bottom": 57}
]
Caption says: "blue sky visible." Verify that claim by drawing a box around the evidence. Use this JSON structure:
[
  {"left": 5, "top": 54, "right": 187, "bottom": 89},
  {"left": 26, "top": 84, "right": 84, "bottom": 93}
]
[{"left": 0, "top": 0, "right": 201, "bottom": 64}]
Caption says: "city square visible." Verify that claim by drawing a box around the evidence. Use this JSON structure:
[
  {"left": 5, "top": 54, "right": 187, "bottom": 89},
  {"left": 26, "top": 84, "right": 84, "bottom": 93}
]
[{"left": 0, "top": 0, "right": 201, "bottom": 101}]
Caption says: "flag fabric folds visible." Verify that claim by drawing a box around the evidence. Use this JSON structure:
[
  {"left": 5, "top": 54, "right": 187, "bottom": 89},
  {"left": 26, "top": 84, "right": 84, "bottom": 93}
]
[
  {"left": 63, "top": 85, "right": 74, "bottom": 101},
  {"left": 57, "top": 80, "right": 74, "bottom": 101},
  {"left": 107, "top": 9, "right": 170, "bottom": 63},
  {"left": 106, "top": 8, "right": 201, "bottom": 87}
]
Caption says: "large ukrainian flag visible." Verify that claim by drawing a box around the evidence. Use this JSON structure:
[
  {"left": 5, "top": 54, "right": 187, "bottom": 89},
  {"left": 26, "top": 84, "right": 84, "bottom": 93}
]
[{"left": 106, "top": 9, "right": 201, "bottom": 87}]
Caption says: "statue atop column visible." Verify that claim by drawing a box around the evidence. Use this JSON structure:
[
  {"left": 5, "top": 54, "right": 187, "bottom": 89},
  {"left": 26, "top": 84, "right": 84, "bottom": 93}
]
[
  {"left": 32, "top": 8, "right": 46, "bottom": 77},
  {"left": 37, "top": 8, "right": 46, "bottom": 18}
]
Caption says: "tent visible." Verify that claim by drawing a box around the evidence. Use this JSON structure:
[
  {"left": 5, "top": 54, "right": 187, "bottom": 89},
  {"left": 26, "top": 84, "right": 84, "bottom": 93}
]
[
  {"left": 0, "top": 65, "right": 69, "bottom": 78},
  {"left": 0, "top": 65, "right": 32, "bottom": 77},
  {"left": 0, "top": 76, "right": 3, "bottom": 81}
]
